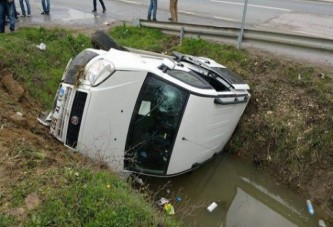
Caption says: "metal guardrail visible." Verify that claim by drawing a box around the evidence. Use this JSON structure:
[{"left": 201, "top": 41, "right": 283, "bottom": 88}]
[{"left": 137, "top": 20, "right": 333, "bottom": 52}]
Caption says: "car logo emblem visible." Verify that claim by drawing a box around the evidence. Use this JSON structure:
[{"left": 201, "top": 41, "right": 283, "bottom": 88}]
[{"left": 71, "top": 116, "right": 79, "bottom": 125}]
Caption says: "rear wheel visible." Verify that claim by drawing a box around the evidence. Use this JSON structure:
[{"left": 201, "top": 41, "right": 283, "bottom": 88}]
[{"left": 90, "top": 30, "right": 128, "bottom": 51}]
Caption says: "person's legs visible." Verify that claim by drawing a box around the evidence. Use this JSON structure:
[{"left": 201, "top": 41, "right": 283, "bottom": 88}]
[
  {"left": 0, "top": 2, "right": 5, "bottom": 33},
  {"left": 152, "top": 0, "right": 157, "bottom": 20},
  {"left": 170, "top": 0, "right": 176, "bottom": 22},
  {"left": 92, "top": 0, "right": 97, "bottom": 12},
  {"left": 13, "top": 1, "right": 18, "bottom": 19},
  {"left": 45, "top": 0, "right": 50, "bottom": 14},
  {"left": 169, "top": 0, "right": 171, "bottom": 18},
  {"left": 41, "top": 0, "right": 46, "bottom": 13},
  {"left": 99, "top": 0, "right": 106, "bottom": 12},
  {"left": 25, "top": 0, "right": 31, "bottom": 15},
  {"left": 19, "top": 0, "right": 26, "bottom": 16},
  {"left": 6, "top": 2, "right": 15, "bottom": 32},
  {"left": 174, "top": 0, "right": 178, "bottom": 22},
  {"left": 147, "top": 0, "right": 153, "bottom": 20}
]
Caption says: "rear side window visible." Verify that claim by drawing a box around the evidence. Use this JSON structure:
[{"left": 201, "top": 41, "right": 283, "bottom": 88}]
[
  {"left": 212, "top": 67, "right": 246, "bottom": 86},
  {"left": 167, "top": 70, "right": 211, "bottom": 89}
]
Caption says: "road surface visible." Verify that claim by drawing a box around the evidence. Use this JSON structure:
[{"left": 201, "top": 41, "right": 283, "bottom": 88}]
[
  {"left": 18, "top": 0, "right": 333, "bottom": 38},
  {"left": 16, "top": 0, "right": 333, "bottom": 66}
]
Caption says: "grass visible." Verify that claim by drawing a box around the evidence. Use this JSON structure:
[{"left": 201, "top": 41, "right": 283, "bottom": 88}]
[
  {"left": 0, "top": 25, "right": 333, "bottom": 225},
  {"left": 110, "top": 26, "right": 251, "bottom": 77},
  {"left": 27, "top": 169, "right": 163, "bottom": 226},
  {"left": 1, "top": 140, "right": 180, "bottom": 227},
  {"left": 110, "top": 26, "right": 175, "bottom": 53},
  {"left": 0, "top": 27, "right": 90, "bottom": 108}
]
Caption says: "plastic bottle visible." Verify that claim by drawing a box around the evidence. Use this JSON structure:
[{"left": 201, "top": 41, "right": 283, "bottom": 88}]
[{"left": 306, "top": 199, "right": 314, "bottom": 215}]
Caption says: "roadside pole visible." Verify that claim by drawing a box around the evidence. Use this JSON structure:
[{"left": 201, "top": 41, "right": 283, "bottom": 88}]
[{"left": 237, "top": 0, "right": 249, "bottom": 49}]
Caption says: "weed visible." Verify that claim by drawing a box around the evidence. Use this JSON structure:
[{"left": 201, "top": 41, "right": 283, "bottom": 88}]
[
  {"left": 27, "top": 168, "right": 179, "bottom": 226},
  {"left": 110, "top": 26, "right": 174, "bottom": 53},
  {"left": 0, "top": 215, "right": 16, "bottom": 227},
  {"left": 0, "top": 28, "right": 90, "bottom": 108}
]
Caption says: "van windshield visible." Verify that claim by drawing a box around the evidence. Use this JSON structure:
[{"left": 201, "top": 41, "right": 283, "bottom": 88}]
[{"left": 125, "top": 74, "right": 189, "bottom": 175}]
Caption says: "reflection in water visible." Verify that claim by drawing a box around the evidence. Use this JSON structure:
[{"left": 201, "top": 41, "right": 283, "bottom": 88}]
[
  {"left": 145, "top": 154, "right": 329, "bottom": 227},
  {"left": 226, "top": 188, "right": 297, "bottom": 227}
]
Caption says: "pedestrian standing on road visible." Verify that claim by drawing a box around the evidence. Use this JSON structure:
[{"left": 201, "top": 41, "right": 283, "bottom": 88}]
[
  {"left": 19, "top": 0, "right": 31, "bottom": 17},
  {"left": 0, "top": 0, "right": 6, "bottom": 33},
  {"left": 12, "top": 0, "right": 19, "bottom": 19},
  {"left": 169, "top": 0, "right": 178, "bottom": 22},
  {"left": 92, "top": 0, "right": 106, "bottom": 13},
  {"left": 41, "top": 0, "right": 50, "bottom": 15},
  {"left": 147, "top": 0, "right": 157, "bottom": 21},
  {"left": 0, "top": 0, "right": 15, "bottom": 32}
]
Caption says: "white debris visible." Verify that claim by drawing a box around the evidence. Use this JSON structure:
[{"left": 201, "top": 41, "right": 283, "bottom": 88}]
[
  {"left": 207, "top": 202, "right": 218, "bottom": 212},
  {"left": 36, "top": 43, "right": 46, "bottom": 51}
]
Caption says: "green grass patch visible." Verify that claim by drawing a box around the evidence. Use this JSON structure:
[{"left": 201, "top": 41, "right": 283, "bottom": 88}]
[
  {"left": 109, "top": 26, "right": 250, "bottom": 69},
  {"left": 0, "top": 27, "right": 90, "bottom": 108},
  {"left": 110, "top": 25, "right": 175, "bottom": 53},
  {"left": 26, "top": 167, "right": 177, "bottom": 227},
  {"left": 0, "top": 215, "right": 16, "bottom": 227},
  {"left": 1, "top": 125, "right": 180, "bottom": 226}
]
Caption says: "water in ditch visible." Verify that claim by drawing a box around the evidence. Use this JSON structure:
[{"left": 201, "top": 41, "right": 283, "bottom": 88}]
[{"left": 144, "top": 153, "right": 330, "bottom": 227}]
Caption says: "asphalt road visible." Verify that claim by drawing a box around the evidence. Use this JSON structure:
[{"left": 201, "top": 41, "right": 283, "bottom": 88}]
[
  {"left": 18, "top": 0, "right": 333, "bottom": 38},
  {"left": 15, "top": 0, "right": 332, "bottom": 66}
]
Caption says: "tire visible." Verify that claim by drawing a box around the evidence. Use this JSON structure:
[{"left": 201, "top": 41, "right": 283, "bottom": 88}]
[{"left": 90, "top": 30, "right": 128, "bottom": 51}]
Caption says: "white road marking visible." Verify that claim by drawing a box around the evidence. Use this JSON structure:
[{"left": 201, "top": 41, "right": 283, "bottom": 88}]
[
  {"left": 211, "top": 0, "right": 291, "bottom": 12},
  {"left": 213, "top": 16, "right": 238, "bottom": 22},
  {"left": 119, "top": 0, "right": 141, "bottom": 5},
  {"left": 295, "top": 0, "right": 332, "bottom": 5},
  {"left": 180, "top": 10, "right": 238, "bottom": 22},
  {"left": 179, "top": 10, "right": 197, "bottom": 15}
]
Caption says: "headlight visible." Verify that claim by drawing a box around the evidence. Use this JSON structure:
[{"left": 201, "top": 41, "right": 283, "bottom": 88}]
[{"left": 85, "top": 58, "right": 115, "bottom": 86}]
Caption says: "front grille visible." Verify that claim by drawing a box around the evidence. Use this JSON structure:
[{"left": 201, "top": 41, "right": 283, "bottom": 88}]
[{"left": 66, "top": 91, "right": 87, "bottom": 148}]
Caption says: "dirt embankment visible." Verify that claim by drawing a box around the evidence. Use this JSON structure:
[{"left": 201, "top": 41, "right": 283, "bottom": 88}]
[
  {"left": 0, "top": 66, "right": 92, "bottom": 221},
  {"left": 226, "top": 52, "right": 333, "bottom": 220}
]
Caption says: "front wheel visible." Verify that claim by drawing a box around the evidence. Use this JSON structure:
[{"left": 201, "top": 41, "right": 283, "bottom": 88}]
[{"left": 90, "top": 30, "right": 128, "bottom": 51}]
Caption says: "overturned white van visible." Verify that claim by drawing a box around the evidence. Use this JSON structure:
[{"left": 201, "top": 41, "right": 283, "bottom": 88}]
[{"left": 38, "top": 31, "right": 250, "bottom": 177}]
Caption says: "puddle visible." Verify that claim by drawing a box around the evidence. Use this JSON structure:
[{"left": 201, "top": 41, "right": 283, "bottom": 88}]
[{"left": 145, "top": 153, "right": 330, "bottom": 226}]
